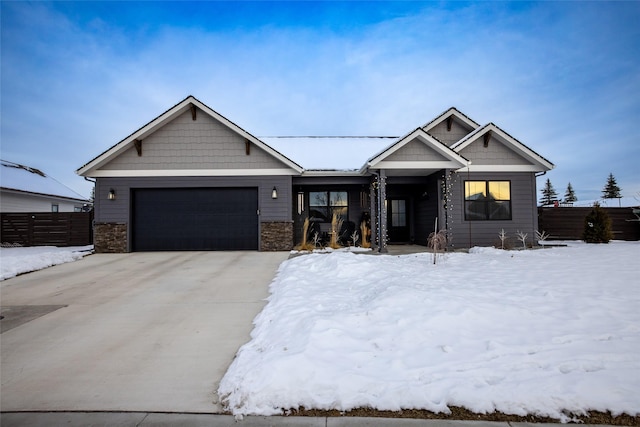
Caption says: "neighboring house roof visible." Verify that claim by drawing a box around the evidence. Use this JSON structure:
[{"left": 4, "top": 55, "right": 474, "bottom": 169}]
[
  {"left": 451, "top": 123, "right": 554, "bottom": 172},
  {"left": 0, "top": 160, "right": 89, "bottom": 201},
  {"left": 77, "top": 95, "right": 304, "bottom": 177}
]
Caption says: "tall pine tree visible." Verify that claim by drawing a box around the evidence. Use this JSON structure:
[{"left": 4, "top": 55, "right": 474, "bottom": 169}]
[
  {"left": 563, "top": 182, "right": 577, "bottom": 204},
  {"left": 602, "top": 173, "right": 622, "bottom": 199},
  {"left": 539, "top": 178, "right": 559, "bottom": 206}
]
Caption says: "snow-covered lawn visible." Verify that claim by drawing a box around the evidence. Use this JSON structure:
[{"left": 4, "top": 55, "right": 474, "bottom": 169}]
[
  {"left": 0, "top": 245, "right": 93, "bottom": 281},
  {"left": 219, "top": 241, "right": 640, "bottom": 421}
]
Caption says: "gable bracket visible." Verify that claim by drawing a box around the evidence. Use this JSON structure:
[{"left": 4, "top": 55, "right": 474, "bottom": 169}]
[
  {"left": 190, "top": 103, "right": 197, "bottom": 121},
  {"left": 134, "top": 139, "right": 142, "bottom": 156},
  {"left": 446, "top": 116, "right": 453, "bottom": 131},
  {"left": 483, "top": 131, "right": 492, "bottom": 147},
  {"left": 245, "top": 139, "right": 251, "bottom": 155}
]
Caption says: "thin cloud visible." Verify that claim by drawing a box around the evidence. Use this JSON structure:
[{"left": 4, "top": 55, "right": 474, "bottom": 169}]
[{"left": 1, "top": 2, "right": 638, "bottom": 201}]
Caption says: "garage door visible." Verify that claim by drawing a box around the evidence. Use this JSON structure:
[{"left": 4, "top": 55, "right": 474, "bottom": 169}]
[{"left": 132, "top": 188, "right": 258, "bottom": 251}]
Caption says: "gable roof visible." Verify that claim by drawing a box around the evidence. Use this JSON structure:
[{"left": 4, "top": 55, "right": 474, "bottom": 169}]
[
  {"left": 422, "top": 107, "right": 480, "bottom": 133},
  {"left": 76, "top": 95, "right": 303, "bottom": 176},
  {"left": 1, "top": 160, "right": 89, "bottom": 201},
  {"left": 365, "top": 128, "right": 469, "bottom": 172},
  {"left": 451, "top": 123, "right": 554, "bottom": 172}
]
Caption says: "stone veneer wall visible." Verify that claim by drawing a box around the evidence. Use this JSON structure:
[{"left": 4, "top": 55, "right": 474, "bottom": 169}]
[
  {"left": 94, "top": 223, "right": 128, "bottom": 253},
  {"left": 260, "top": 221, "right": 293, "bottom": 251}
]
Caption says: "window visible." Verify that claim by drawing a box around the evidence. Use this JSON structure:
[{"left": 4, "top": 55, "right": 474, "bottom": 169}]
[
  {"left": 51, "top": 204, "right": 59, "bottom": 212},
  {"left": 309, "top": 191, "right": 348, "bottom": 222},
  {"left": 464, "top": 181, "right": 511, "bottom": 220},
  {"left": 390, "top": 200, "right": 406, "bottom": 227}
]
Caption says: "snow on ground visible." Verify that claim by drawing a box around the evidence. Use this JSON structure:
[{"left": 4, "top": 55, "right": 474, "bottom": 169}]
[
  {"left": 219, "top": 241, "right": 640, "bottom": 421},
  {"left": 0, "top": 245, "right": 93, "bottom": 281}
]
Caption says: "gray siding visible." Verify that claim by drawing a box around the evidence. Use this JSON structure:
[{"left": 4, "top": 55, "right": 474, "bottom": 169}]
[
  {"left": 100, "top": 110, "right": 287, "bottom": 171},
  {"left": 447, "top": 172, "right": 538, "bottom": 248},
  {"left": 385, "top": 138, "right": 448, "bottom": 162},
  {"left": 458, "top": 135, "right": 530, "bottom": 165},
  {"left": 427, "top": 118, "right": 476, "bottom": 147},
  {"left": 95, "top": 175, "right": 292, "bottom": 251}
]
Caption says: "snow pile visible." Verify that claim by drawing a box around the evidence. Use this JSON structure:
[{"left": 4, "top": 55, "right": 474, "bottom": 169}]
[
  {"left": 219, "top": 242, "right": 640, "bottom": 420},
  {"left": 0, "top": 245, "right": 93, "bottom": 280}
]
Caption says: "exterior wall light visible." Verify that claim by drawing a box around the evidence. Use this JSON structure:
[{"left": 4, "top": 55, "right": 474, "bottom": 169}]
[
  {"left": 271, "top": 186, "right": 278, "bottom": 199},
  {"left": 108, "top": 188, "right": 116, "bottom": 200}
]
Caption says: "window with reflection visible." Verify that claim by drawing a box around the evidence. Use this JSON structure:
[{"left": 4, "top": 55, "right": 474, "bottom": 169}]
[
  {"left": 464, "top": 181, "right": 511, "bottom": 220},
  {"left": 309, "top": 191, "right": 348, "bottom": 222}
]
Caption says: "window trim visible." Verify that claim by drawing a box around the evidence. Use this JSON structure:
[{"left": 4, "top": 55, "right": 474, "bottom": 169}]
[{"left": 464, "top": 180, "right": 512, "bottom": 221}]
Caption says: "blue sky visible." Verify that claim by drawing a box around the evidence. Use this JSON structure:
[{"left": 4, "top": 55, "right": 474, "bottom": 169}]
[{"left": 2, "top": 1, "right": 639, "bottom": 203}]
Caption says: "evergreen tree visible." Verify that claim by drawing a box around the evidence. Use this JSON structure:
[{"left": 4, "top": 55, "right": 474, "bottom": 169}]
[
  {"left": 539, "top": 178, "right": 559, "bottom": 206},
  {"left": 602, "top": 173, "right": 622, "bottom": 199},
  {"left": 563, "top": 182, "right": 577, "bottom": 203},
  {"left": 582, "top": 203, "right": 614, "bottom": 243}
]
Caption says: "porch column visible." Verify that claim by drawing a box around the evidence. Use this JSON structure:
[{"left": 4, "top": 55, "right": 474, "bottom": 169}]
[
  {"left": 378, "top": 169, "right": 388, "bottom": 253},
  {"left": 369, "top": 176, "right": 378, "bottom": 251}
]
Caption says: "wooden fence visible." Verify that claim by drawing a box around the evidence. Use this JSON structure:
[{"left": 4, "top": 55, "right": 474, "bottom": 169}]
[
  {"left": 538, "top": 207, "right": 640, "bottom": 241},
  {"left": 1, "top": 212, "right": 94, "bottom": 247}
]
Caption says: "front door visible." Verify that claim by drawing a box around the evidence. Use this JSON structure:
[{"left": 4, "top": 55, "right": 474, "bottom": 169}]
[{"left": 387, "top": 198, "right": 410, "bottom": 242}]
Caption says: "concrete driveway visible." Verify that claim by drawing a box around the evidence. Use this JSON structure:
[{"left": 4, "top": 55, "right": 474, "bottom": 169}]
[{"left": 0, "top": 251, "right": 289, "bottom": 413}]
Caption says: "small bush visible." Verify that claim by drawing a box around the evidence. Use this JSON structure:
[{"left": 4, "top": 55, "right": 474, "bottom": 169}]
[{"left": 582, "top": 203, "right": 614, "bottom": 243}]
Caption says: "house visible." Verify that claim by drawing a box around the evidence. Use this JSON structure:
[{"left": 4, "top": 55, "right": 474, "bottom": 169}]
[
  {"left": 1, "top": 160, "right": 90, "bottom": 213},
  {"left": 77, "top": 96, "right": 553, "bottom": 253}
]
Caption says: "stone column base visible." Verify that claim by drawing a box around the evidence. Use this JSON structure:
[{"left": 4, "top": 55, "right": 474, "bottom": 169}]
[
  {"left": 260, "top": 221, "right": 293, "bottom": 251},
  {"left": 94, "top": 223, "right": 127, "bottom": 253}
]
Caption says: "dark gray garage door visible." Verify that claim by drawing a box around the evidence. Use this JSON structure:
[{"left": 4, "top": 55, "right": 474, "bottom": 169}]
[{"left": 132, "top": 188, "right": 258, "bottom": 251}]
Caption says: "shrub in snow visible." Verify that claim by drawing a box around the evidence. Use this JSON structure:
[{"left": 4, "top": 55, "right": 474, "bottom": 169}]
[
  {"left": 582, "top": 203, "right": 614, "bottom": 243},
  {"left": 349, "top": 230, "right": 359, "bottom": 247},
  {"left": 498, "top": 229, "right": 508, "bottom": 250},
  {"left": 311, "top": 231, "right": 323, "bottom": 249},
  {"left": 536, "top": 230, "right": 550, "bottom": 247},
  {"left": 427, "top": 218, "right": 447, "bottom": 264},
  {"left": 516, "top": 231, "right": 528, "bottom": 250}
]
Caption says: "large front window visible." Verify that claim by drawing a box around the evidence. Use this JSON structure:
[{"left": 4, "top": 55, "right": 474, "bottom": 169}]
[
  {"left": 309, "top": 191, "right": 348, "bottom": 222},
  {"left": 464, "top": 181, "right": 511, "bottom": 220}
]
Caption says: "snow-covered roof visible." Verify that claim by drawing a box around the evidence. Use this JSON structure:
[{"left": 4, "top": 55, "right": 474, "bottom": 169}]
[
  {"left": 0, "top": 160, "right": 88, "bottom": 201},
  {"left": 260, "top": 137, "right": 397, "bottom": 171}
]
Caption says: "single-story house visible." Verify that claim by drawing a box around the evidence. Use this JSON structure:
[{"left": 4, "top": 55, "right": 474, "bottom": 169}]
[
  {"left": 77, "top": 95, "right": 554, "bottom": 253},
  {"left": 1, "top": 160, "right": 90, "bottom": 213}
]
